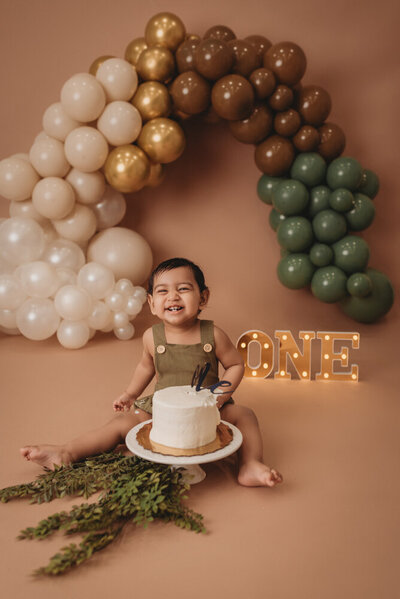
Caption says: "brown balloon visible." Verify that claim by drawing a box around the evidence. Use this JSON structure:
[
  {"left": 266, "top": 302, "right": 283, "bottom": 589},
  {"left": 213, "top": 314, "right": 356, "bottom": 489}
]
[
  {"left": 227, "top": 39, "right": 262, "bottom": 77},
  {"left": 203, "top": 25, "right": 236, "bottom": 42},
  {"left": 176, "top": 38, "right": 201, "bottom": 73},
  {"left": 249, "top": 68, "right": 276, "bottom": 99},
  {"left": 269, "top": 84, "right": 294, "bottom": 111},
  {"left": 211, "top": 74, "right": 255, "bottom": 121},
  {"left": 229, "top": 104, "right": 273, "bottom": 144},
  {"left": 144, "top": 12, "right": 186, "bottom": 52},
  {"left": 274, "top": 109, "right": 301, "bottom": 137},
  {"left": 136, "top": 46, "right": 175, "bottom": 82},
  {"left": 170, "top": 71, "right": 211, "bottom": 115},
  {"left": 254, "top": 135, "right": 295, "bottom": 176},
  {"left": 292, "top": 125, "right": 320, "bottom": 151},
  {"left": 297, "top": 85, "right": 332, "bottom": 126},
  {"left": 318, "top": 122, "right": 346, "bottom": 160},
  {"left": 194, "top": 39, "right": 234, "bottom": 80},
  {"left": 137, "top": 117, "right": 186, "bottom": 163},
  {"left": 104, "top": 145, "right": 150, "bottom": 193},
  {"left": 131, "top": 81, "right": 171, "bottom": 122},
  {"left": 89, "top": 55, "right": 114, "bottom": 76},
  {"left": 244, "top": 35, "right": 272, "bottom": 60},
  {"left": 263, "top": 42, "right": 307, "bottom": 86},
  {"left": 124, "top": 38, "right": 147, "bottom": 66}
]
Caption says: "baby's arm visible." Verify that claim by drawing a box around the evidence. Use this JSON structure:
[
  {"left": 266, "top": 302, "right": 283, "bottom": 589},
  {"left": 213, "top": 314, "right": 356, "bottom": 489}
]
[
  {"left": 113, "top": 328, "right": 156, "bottom": 411},
  {"left": 214, "top": 326, "right": 245, "bottom": 409}
]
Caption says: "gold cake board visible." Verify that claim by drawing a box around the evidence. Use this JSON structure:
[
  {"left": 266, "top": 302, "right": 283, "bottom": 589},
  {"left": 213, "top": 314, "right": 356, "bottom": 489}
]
[{"left": 136, "top": 422, "right": 233, "bottom": 457}]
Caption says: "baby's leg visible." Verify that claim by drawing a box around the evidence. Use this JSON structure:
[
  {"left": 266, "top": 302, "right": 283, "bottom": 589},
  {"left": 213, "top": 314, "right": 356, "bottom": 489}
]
[
  {"left": 20, "top": 409, "right": 150, "bottom": 469},
  {"left": 220, "top": 404, "right": 283, "bottom": 488}
]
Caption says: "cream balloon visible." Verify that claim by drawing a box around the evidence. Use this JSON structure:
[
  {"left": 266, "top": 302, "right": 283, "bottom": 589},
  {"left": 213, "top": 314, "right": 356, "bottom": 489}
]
[
  {"left": 97, "top": 101, "right": 142, "bottom": 146},
  {"left": 40, "top": 221, "right": 58, "bottom": 244},
  {"left": 9, "top": 199, "right": 48, "bottom": 224},
  {"left": 0, "top": 217, "right": 45, "bottom": 265},
  {"left": 32, "top": 177, "right": 76, "bottom": 220},
  {"left": 0, "top": 274, "right": 27, "bottom": 310},
  {"left": 114, "top": 278, "right": 135, "bottom": 296},
  {"left": 114, "top": 323, "right": 135, "bottom": 340},
  {"left": 105, "top": 291, "right": 125, "bottom": 311},
  {"left": 29, "top": 137, "right": 70, "bottom": 178},
  {"left": 77, "top": 261, "right": 115, "bottom": 299},
  {"left": 0, "top": 157, "right": 40, "bottom": 201},
  {"left": 16, "top": 297, "right": 60, "bottom": 340},
  {"left": 52, "top": 204, "right": 97, "bottom": 244},
  {"left": 92, "top": 185, "right": 126, "bottom": 230},
  {"left": 11, "top": 153, "right": 30, "bottom": 162},
  {"left": 88, "top": 300, "right": 111, "bottom": 330},
  {"left": 0, "top": 309, "right": 18, "bottom": 329},
  {"left": 64, "top": 127, "right": 108, "bottom": 172},
  {"left": 43, "top": 102, "right": 81, "bottom": 141},
  {"left": 112, "top": 310, "right": 129, "bottom": 328},
  {"left": 57, "top": 319, "right": 90, "bottom": 349},
  {"left": 66, "top": 168, "right": 105, "bottom": 205},
  {"left": 133, "top": 286, "right": 148, "bottom": 303},
  {"left": 42, "top": 238, "right": 85, "bottom": 272},
  {"left": 60, "top": 73, "right": 106, "bottom": 122},
  {"left": 125, "top": 295, "right": 143, "bottom": 316},
  {"left": 16, "top": 261, "right": 59, "bottom": 298},
  {"left": 87, "top": 227, "right": 153, "bottom": 284},
  {"left": 54, "top": 284, "right": 93, "bottom": 320},
  {"left": 96, "top": 58, "right": 138, "bottom": 102},
  {"left": 55, "top": 267, "right": 77, "bottom": 289}
]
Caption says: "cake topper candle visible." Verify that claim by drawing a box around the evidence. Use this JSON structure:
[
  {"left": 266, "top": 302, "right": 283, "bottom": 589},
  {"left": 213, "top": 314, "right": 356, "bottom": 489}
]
[{"left": 191, "top": 362, "right": 231, "bottom": 394}]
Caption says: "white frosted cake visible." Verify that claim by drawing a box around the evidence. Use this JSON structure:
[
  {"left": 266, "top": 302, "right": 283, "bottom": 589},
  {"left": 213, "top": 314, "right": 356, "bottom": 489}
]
[{"left": 149, "top": 385, "right": 221, "bottom": 450}]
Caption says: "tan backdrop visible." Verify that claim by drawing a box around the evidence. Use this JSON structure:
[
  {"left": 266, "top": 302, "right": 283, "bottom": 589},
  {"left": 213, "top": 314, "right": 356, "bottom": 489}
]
[{"left": 0, "top": 1, "right": 399, "bottom": 598}]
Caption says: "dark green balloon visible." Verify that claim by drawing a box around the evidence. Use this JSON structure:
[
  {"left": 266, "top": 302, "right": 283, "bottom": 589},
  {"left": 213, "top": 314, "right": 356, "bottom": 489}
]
[
  {"left": 272, "top": 179, "right": 309, "bottom": 215},
  {"left": 357, "top": 169, "right": 379, "bottom": 199},
  {"left": 309, "top": 243, "right": 333, "bottom": 267},
  {"left": 345, "top": 193, "right": 375, "bottom": 231},
  {"left": 277, "top": 216, "right": 314, "bottom": 252},
  {"left": 346, "top": 273, "right": 372, "bottom": 297},
  {"left": 290, "top": 152, "right": 327, "bottom": 187},
  {"left": 311, "top": 266, "right": 348, "bottom": 303},
  {"left": 269, "top": 208, "right": 286, "bottom": 231},
  {"left": 329, "top": 188, "right": 354, "bottom": 212},
  {"left": 332, "top": 235, "right": 369, "bottom": 274},
  {"left": 277, "top": 253, "right": 315, "bottom": 289},
  {"left": 312, "top": 209, "right": 347, "bottom": 244},
  {"left": 326, "top": 156, "right": 363, "bottom": 191},
  {"left": 280, "top": 247, "right": 291, "bottom": 258},
  {"left": 308, "top": 186, "right": 331, "bottom": 218},
  {"left": 257, "top": 174, "right": 284, "bottom": 205},
  {"left": 340, "top": 268, "right": 394, "bottom": 323}
]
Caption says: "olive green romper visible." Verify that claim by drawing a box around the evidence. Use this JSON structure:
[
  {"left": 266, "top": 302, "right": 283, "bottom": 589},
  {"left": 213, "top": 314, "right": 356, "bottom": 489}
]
[{"left": 134, "top": 319, "right": 234, "bottom": 415}]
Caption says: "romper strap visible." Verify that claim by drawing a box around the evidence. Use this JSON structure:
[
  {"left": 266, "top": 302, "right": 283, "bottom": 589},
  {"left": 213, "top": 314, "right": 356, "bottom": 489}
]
[
  {"left": 200, "top": 320, "right": 214, "bottom": 345},
  {"left": 152, "top": 323, "right": 167, "bottom": 346}
]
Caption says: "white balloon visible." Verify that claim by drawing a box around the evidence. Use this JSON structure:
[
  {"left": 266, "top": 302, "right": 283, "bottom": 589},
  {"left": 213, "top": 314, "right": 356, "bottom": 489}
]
[
  {"left": 112, "top": 311, "right": 129, "bottom": 328},
  {"left": 16, "top": 297, "right": 60, "bottom": 340},
  {"left": 29, "top": 137, "right": 70, "bottom": 178},
  {"left": 0, "top": 274, "right": 27, "bottom": 310},
  {"left": 88, "top": 300, "right": 111, "bottom": 330},
  {"left": 55, "top": 267, "right": 77, "bottom": 289},
  {"left": 66, "top": 168, "right": 105, "bottom": 205},
  {"left": 54, "top": 284, "right": 93, "bottom": 320},
  {"left": 60, "top": 73, "right": 106, "bottom": 122},
  {"left": 42, "top": 238, "right": 85, "bottom": 271},
  {"left": 92, "top": 185, "right": 126, "bottom": 230},
  {"left": 0, "top": 156, "right": 40, "bottom": 201},
  {"left": 0, "top": 217, "right": 45, "bottom": 266},
  {"left": 100, "top": 321, "right": 114, "bottom": 333},
  {"left": 52, "top": 204, "right": 97, "bottom": 244},
  {"left": 16, "top": 261, "right": 59, "bottom": 298},
  {"left": 97, "top": 101, "right": 142, "bottom": 146},
  {"left": 9, "top": 199, "right": 48, "bottom": 224},
  {"left": 114, "top": 323, "right": 135, "bottom": 340},
  {"left": 77, "top": 261, "right": 115, "bottom": 299},
  {"left": 114, "top": 278, "right": 135, "bottom": 296},
  {"left": 64, "top": 126, "right": 108, "bottom": 173},
  {"left": 57, "top": 319, "right": 90, "bottom": 349},
  {"left": 125, "top": 295, "right": 142, "bottom": 316},
  {"left": 43, "top": 102, "right": 81, "bottom": 141},
  {"left": 105, "top": 291, "right": 125, "bottom": 312},
  {"left": 0, "top": 308, "right": 19, "bottom": 329},
  {"left": 133, "top": 286, "right": 148, "bottom": 304},
  {"left": 96, "top": 58, "right": 138, "bottom": 102}
]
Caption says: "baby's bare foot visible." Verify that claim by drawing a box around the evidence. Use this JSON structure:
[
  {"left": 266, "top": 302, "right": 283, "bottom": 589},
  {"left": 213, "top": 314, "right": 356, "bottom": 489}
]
[
  {"left": 20, "top": 445, "right": 72, "bottom": 470},
  {"left": 238, "top": 460, "right": 283, "bottom": 488}
]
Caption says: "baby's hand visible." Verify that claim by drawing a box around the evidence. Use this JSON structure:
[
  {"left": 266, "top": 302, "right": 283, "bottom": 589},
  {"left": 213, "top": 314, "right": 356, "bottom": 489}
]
[{"left": 113, "top": 392, "right": 134, "bottom": 412}]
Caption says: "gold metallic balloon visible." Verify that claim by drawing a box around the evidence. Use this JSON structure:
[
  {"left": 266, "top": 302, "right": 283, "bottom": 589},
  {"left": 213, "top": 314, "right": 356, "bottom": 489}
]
[
  {"left": 138, "top": 118, "right": 185, "bottom": 164},
  {"left": 131, "top": 81, "right": 171, "bottom": 122},
  {"left": 89, "top": 55, "right": 114, "bottom": 76},
  {"left": 104, "top": 145, "right": 151, "bottom": 193},
  {"left": 136, "top": 46, "right": 175, "bottom": 82},
  {"left": 124, "top": 37, "right": 148, "bottom": 66},
  {"left": 146, "top": 163, "right": 165, "bottom": 187},
  {"left": 145, "top": 12, "right": 186, "bottom": 51}
]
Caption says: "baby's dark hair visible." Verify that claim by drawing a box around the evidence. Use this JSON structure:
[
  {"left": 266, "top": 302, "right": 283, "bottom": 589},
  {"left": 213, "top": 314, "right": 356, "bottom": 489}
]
[{"left": 147, "top": 258, "right": 208, "bottom": 294}]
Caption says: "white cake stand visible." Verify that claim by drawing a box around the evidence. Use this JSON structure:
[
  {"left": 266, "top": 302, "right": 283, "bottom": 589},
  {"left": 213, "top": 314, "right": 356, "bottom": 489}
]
[{"left": 125, "top": 420, "right": 243, "bottom": 484}]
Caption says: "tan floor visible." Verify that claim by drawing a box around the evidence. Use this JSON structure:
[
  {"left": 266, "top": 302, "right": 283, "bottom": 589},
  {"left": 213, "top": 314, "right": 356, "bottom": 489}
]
[{"left": 1, "top": 0, "right": 400, "bottom": 597}]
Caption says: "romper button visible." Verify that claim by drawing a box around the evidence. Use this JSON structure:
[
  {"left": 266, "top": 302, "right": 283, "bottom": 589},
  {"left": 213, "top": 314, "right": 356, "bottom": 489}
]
[
  {"left": 157, "top": 345, "right": 166, "bottom": 354},
  {"left": 203, "top": 343, "right": 212, "bottom": 353}
]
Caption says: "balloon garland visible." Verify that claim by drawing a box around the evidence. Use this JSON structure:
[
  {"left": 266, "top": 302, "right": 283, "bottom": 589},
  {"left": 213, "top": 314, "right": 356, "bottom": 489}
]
[{"left": 0, "top": 13, "right": 394, "bottom": 348}]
